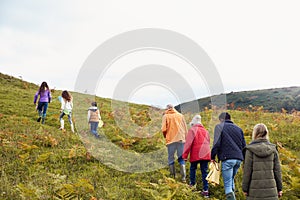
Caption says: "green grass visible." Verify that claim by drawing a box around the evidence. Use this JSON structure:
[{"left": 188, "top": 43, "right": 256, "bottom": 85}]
[{"left": 0, "top": 72, "right": 300, "bottom": 199}]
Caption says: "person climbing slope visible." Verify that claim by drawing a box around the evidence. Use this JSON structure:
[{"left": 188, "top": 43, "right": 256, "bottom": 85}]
[
  {"left": 59, "top": 90, "right": 74, "bottom": 133},
  {"left": 87, "top": 101, "right": 102, "bottom": 138},
  {"left": 33, "top": 81, "right": 51, "bottom": 124}
]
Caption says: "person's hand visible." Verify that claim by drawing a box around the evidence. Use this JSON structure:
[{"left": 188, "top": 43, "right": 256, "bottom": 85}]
[
  {"left": 243, "top": 192, "right": 248, "bottom": 196},
  {"left": 278, "top": 191, "right": 283, "bottom": 198},
  {"left": 162, "top": 131, "right": 167, "bottom": 138}
]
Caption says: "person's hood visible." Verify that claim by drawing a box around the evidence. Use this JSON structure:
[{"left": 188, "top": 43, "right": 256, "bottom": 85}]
[
  {"left": 245, "top": 139, "right": 277, "bottom": 157},
  {"left": 88, "top": 106, "right": 98, "bottom": 111}
]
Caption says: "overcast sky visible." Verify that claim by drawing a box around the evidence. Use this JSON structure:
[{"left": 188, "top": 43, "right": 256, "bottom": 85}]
[{"left": 1, "top": 0, "right": 300, "bottom": 107}]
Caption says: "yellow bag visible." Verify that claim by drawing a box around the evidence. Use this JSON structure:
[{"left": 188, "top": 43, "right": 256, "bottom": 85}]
[
  {"left": 98, "top": 120, "right": 104, "bottom": 128},
  {"left": 206, "top": 162, "right": 221, "bottom": 186}
]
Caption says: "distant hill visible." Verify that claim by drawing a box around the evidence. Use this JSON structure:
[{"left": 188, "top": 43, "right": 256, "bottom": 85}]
[{"left": 176, "top": 87, "right": 300, "bottom": 113}]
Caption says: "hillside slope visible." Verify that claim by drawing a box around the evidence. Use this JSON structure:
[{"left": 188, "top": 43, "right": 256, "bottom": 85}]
[
  {"left": 0, "top": 73, "right": 300, "bottom": 200},
  {"left": 176, "top": 87, "right": 300, "bottom": 112}
]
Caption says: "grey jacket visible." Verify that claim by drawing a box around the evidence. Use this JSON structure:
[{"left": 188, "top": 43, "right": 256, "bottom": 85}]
[{"left": 242, "top": 139, "right": 282, "bottom": 200}]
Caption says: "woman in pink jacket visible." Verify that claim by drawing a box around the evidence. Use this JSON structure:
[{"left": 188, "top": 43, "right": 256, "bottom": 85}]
[{"left": 182, "top": 114, "right": 211, "bottom": 198}]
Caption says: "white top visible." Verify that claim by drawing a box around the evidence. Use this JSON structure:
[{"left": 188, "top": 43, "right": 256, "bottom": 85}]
[{"left": 61, "top": 99, "right": 73, "bottom": 112}]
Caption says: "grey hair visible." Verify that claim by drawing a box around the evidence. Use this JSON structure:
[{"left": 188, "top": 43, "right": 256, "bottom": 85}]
[
  {"left": 190, "top": 114, "right": 202, "bottom": 126},
  {"left": 166, "top": 104, "right": 174, "bottom": 109}
]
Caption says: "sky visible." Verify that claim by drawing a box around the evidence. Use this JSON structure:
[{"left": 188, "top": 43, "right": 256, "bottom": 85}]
[{"left": 1, "top": 0, "right": 300, "bottom": 107}]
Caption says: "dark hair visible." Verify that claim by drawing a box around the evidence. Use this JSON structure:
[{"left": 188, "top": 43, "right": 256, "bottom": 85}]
[
  {"left": 62, "top": 90, "right": 72, "bottom": 102},
  {"left": 219, "top": 112, "right": 231, "bottom": 120},
  {"left": 91, "top": 102, "right": 97, "bottom": 107},
  {"left": 39, "top": 82, "right": 49, "bottom": 94}
]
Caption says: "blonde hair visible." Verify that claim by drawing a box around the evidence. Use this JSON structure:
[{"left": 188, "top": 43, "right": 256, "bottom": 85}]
[{"left": 252, "top": 123, "right": 269, "bottom": 140}]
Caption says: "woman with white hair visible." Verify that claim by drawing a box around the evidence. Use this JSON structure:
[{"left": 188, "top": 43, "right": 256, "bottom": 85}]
[
  {"left": 182, "top": 114, "right": 211, "bottom": 198},
  {"left": 242, "top": 123, "right": 283, "bottom": 199}
]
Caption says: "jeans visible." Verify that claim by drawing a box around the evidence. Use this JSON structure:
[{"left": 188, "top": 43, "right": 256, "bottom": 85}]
[
  {"left": 222, "top": 159, "right": 242, "bottom": 194},
  {"left": 59, "top": 112, "right": 73, "bottom": 124},
  {"left": 90, "top": 122, "right": 99, "bottom": 136},
  {"left": 190, "top": 160, "right": 209, "bottom": 191},
  {"left": 167, "top": 142, "right": 185, "bottom": 165},
  {"left": 37, "top": 102, "right": 48, "bottom": 117}
]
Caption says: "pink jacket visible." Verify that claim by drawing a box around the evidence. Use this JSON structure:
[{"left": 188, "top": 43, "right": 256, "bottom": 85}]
[{"left": 182, "top": 124, "right": 211, "bottom": 162}]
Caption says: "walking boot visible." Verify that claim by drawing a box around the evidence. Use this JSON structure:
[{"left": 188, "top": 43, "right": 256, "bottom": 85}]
[
  {"left": 41, "top": 117, "right": 45, "bottom": 124},
  {"left": 71, "top": 124, "right": 74, "bottom": 133},
  {"left": 59, "top": 119, "right": 64, "bottom": 130},
  {"left": 226, "top": 192, "right": 236, "bottom": 200},
  {"left": 169, "top": 164, "right": 176, "bottom": 179},
  {"left": 180, "top": 164, "right": 186, "bottom": 182}
]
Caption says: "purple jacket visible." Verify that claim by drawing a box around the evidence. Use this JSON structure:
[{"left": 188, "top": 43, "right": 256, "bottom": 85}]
[{"left": 34, "top": 90, "right": 51, "bottom": 103}]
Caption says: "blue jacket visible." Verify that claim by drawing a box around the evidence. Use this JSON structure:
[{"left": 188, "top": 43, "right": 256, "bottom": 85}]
[{"left": 211, "top": 120, "right": 246, "bottom": 161}]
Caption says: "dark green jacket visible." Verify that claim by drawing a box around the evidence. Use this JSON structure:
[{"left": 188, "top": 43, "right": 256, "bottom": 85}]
[{"left": 242, "top": 139, "right": 282, "bottom": 200}]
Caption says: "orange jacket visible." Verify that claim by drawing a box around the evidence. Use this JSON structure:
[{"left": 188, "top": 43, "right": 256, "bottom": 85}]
[{"left": 161, "top": 108, "right": 188, "bottom": 145}]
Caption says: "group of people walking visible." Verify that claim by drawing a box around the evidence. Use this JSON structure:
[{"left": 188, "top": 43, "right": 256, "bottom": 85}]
[
  {"left": 33, "top": 81, "right": 102, "bottom": 136},
  {"left": 161, "top": 104, "right": 283, "bottom": 199},
  {"left": 33, "top": 82, "right": 283, "bottom": 199}
]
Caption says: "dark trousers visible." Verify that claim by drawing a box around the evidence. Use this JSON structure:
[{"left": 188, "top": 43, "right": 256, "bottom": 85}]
[{"left": 190, "top": 160, "right": 209, "bottom": 191}]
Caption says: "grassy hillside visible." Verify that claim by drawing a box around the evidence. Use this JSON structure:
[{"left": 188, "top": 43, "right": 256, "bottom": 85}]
[
  {"left": 0, "top": 73, "right": 300, "bottom": 200},
  {"left": 176, "top": 87, "right": 300, "bottom": 112}
]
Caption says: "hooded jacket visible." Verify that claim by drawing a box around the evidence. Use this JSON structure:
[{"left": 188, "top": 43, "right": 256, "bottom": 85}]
[
  {"left": 242, "top": 139, "right": 282, "bottom": 200},
  {"left": 161, "top": 108, "right": 188, "bottom": 145},
  {"left": 87, "top": 106, "right": 101, "bottom": 122},
  {"left": 182, "top": 124, "right": 211, "bottom": 162}
]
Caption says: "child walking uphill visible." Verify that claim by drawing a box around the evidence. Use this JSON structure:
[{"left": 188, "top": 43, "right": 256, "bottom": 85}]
[
  {"left": 59, "top": 90, "right": 74, "bottom": 133},
  {"left": 33, "top": 81, "right": 52, "bottom": 124},
  {"left": 87, "top": 102, "right": 101, "bottom": 138}
]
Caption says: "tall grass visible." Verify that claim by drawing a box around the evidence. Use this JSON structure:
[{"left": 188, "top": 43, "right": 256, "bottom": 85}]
[{"left": 0, "top": 73, "right": 299, "bottom": 199}]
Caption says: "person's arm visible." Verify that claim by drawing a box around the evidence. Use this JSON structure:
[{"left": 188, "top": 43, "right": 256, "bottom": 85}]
[
  {"left": 61, "top": 99, "right": 65, "bottom": 111},
  {"left": 241, "top": 129, "right": 246, "bottom": 149},
  {"left": 242, "top": 149, "right": 253, "bottom": 195},
  {"left": 48, "top": 90, "right": 52, "bottom": 103},
  {"left": 87, "top": 110, "right": 90, "bottom": 122},
  {"left": 33, "top": 91, "right": 39, "bottom": 104},
  {"left": 182, "top": 128, "right": 194, "bottom": 160},
  {"left": 97, "top": 109, "right": 101, "bottom": 120},
  {"left": 211, "top": 125, "right": 222, "bottom": 160},
  {"left": 161, "top": 115, "right": 168, "bottom": 138},
  {"left": 182, "top": 117, "right": 188, "bottom": 137},
  {"left": 274, "top": 150, "right": 283, "bottom": 197}
]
